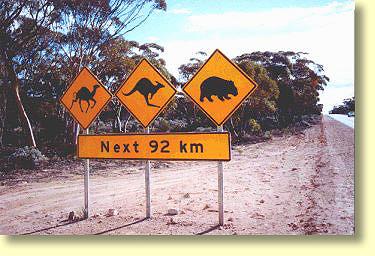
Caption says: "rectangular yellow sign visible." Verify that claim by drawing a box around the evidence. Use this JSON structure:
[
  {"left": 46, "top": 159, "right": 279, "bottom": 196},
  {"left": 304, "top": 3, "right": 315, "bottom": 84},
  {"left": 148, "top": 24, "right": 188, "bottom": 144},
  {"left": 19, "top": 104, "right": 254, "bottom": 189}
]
[{"left": 78, "top": 132, "right": 231, "bottom": 161}]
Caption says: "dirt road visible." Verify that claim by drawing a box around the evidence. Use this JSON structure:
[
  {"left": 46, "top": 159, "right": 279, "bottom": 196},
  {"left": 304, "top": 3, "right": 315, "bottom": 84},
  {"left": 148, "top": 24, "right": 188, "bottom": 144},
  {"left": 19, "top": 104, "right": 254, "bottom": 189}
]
[{"left": 0, "top": 116, "right": 354, "bottom": 235}]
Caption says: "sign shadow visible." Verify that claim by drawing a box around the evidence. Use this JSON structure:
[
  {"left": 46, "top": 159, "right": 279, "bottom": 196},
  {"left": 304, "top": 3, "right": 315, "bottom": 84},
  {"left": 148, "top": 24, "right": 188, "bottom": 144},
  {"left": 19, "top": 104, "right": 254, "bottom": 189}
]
[
  {"left": 94, "top": 217, "right": 147, "bottom": 235},
  {"left": 21, "top": 219, "right": 84, "bottom": 235},
  {"left": 195, "top": 224, "right": 220, "bottom": 235}
]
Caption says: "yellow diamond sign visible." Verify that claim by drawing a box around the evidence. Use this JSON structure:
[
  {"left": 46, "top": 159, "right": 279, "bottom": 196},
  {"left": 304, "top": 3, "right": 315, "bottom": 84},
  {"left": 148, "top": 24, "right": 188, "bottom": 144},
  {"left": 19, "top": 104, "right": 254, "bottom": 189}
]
[
  {"left": 115, "top": 59, "right": 177, "bottom": 128},
  {"left": 60, "top": 67, "right": 112, "bottom": 129},
  {"left": 183, "top": 49, "right": 258, "bottom": 126}
]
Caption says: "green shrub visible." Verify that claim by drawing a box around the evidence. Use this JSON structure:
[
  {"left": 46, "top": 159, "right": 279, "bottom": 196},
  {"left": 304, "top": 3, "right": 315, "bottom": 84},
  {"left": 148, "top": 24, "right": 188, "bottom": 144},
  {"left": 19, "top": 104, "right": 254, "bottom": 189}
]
[
  {"left": 8, "top": 146, "right": 48, "bottom": 169},
  {"left": 158, "top": 118, "right": 171, "bottom": 132},
  {"left": 248, "top": 119, "right": 261, "bottom": 134}
]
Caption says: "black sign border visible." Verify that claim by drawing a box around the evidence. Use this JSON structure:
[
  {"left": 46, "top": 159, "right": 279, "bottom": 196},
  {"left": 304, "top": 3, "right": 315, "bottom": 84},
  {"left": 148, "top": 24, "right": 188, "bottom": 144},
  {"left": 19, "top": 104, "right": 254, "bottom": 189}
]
[
  {"left": 114, "top": 58, "right": 177, "bottom": 129},
  {"left": 59, "top": 67, "right": 113, "bottom": 130},
  {"left": 77, "top": 131, "right": 231, "bottom": 161},
  {"left": 182, "top": 49, "right": 259, "bottom": 127}
]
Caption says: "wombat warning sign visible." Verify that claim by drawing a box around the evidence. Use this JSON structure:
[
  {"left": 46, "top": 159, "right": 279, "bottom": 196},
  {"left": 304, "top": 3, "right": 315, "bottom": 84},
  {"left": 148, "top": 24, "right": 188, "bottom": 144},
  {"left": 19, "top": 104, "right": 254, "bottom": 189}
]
[{"left": 183, "top": 49, "right": 258, "bottom": 126}]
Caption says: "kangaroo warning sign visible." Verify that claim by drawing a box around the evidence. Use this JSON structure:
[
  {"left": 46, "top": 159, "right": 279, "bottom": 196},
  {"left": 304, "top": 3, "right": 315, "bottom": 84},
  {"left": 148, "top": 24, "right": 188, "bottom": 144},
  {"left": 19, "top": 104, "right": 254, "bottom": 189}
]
[
  {"left": 183, "top": 49, "right": 258, "bottom": 126},
  {"left": 78, "top": 132, "right": 230, "bottom": 161},
  {"left": 60, "top": 67, "right": 112, "bottom": 129},
  {"left": 115, "top": 59, "right": 177, "bottom": 128}
]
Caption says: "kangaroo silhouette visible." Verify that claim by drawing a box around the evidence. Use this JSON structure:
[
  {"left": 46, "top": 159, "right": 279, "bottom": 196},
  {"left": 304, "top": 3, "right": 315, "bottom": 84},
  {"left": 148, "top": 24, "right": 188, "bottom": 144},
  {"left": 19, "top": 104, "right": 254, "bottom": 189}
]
[
  {"left": 69, "top": 85, "right": 100, "bottom": 113},
  {"left": 123, "top": 78, "right": 165, "bottom": 108},
  {"left": 200, "top": 76, "right": 238, "bottom": 102}
]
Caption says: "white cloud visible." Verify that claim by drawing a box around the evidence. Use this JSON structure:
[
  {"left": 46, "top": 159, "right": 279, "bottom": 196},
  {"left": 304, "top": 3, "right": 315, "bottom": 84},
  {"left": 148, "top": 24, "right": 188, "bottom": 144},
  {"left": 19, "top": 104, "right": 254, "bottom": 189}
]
[
  {"left": 160, "top": 1, "right": 354, "bottom": 111},
  {"left": 186, "top": 1, "right": 353, "bottom": 33},
  {"left": 169, "top": 8, "right": 191, "bottom": 15}
]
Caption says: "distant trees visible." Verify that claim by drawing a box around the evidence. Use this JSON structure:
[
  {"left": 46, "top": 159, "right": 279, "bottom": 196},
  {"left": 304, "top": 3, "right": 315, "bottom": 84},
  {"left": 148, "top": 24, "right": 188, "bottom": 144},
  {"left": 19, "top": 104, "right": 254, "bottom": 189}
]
[
  {"left": 330, "top": 97, "right": 355, "bottom": 114},
  {"left": 235, "top": 51, "right": 329, "bottom": 127},
  {"left": 178, "top": 51, "right": 207, "bottom": 82},
  {"left": 344, "top": 97, "right": 355, "bottom": 112},
  {"left": 230, "top": 61, "right": 279, "bottom": 137}
]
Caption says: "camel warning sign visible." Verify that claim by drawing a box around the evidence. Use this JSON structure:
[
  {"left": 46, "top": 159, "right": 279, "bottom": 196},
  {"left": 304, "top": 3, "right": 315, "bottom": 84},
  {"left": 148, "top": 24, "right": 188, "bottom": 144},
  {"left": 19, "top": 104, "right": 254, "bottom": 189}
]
[
  {"left": 78, "top": 132, "right": 231, "bottom": 161},
  {"left": 115, "top": 59, "right": 177, "bottom": 128},
  {"left": 60, "top": 67, "right": 112, "bottom": 129},
  {"left": 183, "top": 49, "right": 258, "bottom": 126}
]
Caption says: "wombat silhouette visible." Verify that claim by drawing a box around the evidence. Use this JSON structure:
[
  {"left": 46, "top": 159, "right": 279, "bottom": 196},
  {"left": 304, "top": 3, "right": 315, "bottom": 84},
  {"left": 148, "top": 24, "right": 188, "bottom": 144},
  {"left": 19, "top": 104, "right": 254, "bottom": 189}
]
[
  {"left": 200, "top": 76, "right": 238, "bottom": 102},
  {"left": 123, "top": 78, "right": 165, "bottom": 108},
  {"left": 70, "top": 85, "right": 100, "bottom": 113}
]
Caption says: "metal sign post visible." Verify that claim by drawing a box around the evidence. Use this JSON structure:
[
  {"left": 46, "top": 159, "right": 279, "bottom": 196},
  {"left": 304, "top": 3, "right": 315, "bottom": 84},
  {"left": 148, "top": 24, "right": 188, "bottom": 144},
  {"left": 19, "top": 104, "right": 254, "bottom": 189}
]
[
  {"left": 217, "top": 125, "right": 224, "bottom": 226},
  {"left": 145, "top": 127, "right": 151, "bottom": 218},
  {"left": 84, "top": 128, "right": 90, "bottom": 219}
]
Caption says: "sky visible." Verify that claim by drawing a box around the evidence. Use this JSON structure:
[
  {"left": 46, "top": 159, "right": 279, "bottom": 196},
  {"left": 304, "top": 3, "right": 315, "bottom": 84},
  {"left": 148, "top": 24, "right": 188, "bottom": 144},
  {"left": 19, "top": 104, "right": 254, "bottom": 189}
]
[{"left": 126, "top": 0, "right": 354, "bottom": 113}]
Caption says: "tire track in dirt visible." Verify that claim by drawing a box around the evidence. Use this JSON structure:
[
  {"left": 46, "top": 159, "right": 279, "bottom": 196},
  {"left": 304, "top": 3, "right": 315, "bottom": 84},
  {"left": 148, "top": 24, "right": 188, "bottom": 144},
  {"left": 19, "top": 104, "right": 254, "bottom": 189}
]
[
  {"left": 295, "top": 116, "right": 354, "bottom": 235},
  {"left": 297, "top": 119, "right": 331, "bottom": 234}
]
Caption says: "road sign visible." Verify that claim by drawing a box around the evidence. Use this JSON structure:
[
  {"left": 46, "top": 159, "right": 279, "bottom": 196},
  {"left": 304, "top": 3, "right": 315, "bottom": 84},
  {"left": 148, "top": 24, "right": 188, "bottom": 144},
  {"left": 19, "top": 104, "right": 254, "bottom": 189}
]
[
  {"left": 183, "top": 49, "right": 258, "bottom": 126},
  {"left": 115, "top": 59, "right": 177, "bottom": 128},
  {"left": 60, "top": 67, "right": 112, "bottom": 129},
  {"left": 77, "top": 132, "right": 231, "bottom": 161}
]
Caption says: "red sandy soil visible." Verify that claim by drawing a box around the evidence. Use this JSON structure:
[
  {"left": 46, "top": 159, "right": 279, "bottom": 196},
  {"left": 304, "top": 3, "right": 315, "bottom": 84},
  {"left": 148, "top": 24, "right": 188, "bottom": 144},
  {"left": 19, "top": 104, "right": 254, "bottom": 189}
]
[{"left": 0, "top": 116, "right": 354, "bottom": 235}]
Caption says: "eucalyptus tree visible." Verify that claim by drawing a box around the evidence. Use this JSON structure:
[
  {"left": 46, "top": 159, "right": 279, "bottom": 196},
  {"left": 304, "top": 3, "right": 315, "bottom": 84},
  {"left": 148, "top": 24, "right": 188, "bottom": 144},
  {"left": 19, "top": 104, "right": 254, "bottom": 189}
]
[
  {"left": 0, "top": 0, "right": 167, "bottom": 147},
  {"left": 0, "top": 0, "right": 64, "bottom": 146}
]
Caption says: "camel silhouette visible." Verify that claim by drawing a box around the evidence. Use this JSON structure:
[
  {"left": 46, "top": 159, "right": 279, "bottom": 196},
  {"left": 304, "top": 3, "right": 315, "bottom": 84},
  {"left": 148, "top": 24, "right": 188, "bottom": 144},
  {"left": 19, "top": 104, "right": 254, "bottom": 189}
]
[{"left": 69, "top": 85, "right": 100, "bottom": 113}]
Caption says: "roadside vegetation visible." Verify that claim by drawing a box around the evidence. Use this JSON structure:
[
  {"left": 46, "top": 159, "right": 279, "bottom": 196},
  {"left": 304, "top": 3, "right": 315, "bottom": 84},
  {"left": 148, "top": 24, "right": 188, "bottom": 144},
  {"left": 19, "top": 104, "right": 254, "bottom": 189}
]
[
  {"left": 329, "top": 97, "right": 355, "bottom": 115},
  {"left": 0, "top": 0, "right": 328, "bottom": 170}
]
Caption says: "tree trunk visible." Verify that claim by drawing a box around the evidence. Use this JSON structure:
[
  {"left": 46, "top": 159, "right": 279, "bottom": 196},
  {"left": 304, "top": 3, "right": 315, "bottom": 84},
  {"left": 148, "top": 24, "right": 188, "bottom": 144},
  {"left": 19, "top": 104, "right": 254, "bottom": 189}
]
[
  {"left": 124, "top": 113, "right": 131, "bottom": 133},
  {"left": 0, "top": 85, "right": 7, "bottom": 146},
  {"left": 111, "top": 118, "right": 117, "bottom": 132},
  {"left": 116, "top": 106, "right": 122, "bottom": 132},
  {"left": 72, "top": 121, "right": 80, "bottom": 145},
  {"left": 230, "top": 117, "right": 239, "bottom": 138},
  {"left": 3, "top": 52, "right": 36, "bottom": 147}
]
